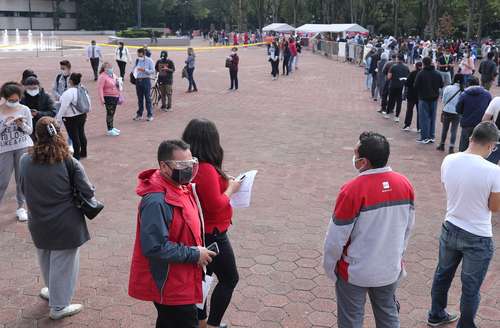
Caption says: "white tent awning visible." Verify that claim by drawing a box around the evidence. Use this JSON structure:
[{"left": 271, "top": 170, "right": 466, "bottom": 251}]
[
  {"left": 262, "top": 23, "right": 295, "bottom": 33},
  {"left": 296, "top": 23, "right": 368, "bottom": 34}
]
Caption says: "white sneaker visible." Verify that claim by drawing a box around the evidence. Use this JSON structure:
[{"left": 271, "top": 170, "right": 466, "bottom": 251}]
[
  {"left": 383, "top": 114, "right": 390, "bottom": 119},
  {"left": 40, "top": 287, "right": 49, "bottom": 301},
  {"left": 394, "top": 117, "right": 400, "bottom": 122},
  {"left": 106, "top": 130, "right": 119, "bottom": 136},
  {"left": 16, "top": 208, "right": 28, "bottom": 222},
  {"left": 112, "top": 128, "right": 121, "bottom": 133},
  {"left": 402, "top": 126, "right": 411, "bottom": 131},
  {"left": 146, "top": 117, "right": 154, "bottom": 122},
  {"left": 50, "top": 304, "right": 83, "bottom": 320}
]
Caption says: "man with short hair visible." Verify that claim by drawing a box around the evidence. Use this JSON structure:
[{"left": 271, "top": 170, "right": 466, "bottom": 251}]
[
  {"left": 129, "top": 139, "right": 216, "bottom": 328},
  {"left": 456, "top": 76, "right": 492, "bottom": 151},
  {"left": 86, "top": 40, "right": 103, "bottom": 81},
  {"left": 482, "top": 96, "right": 500, "bottom": 164},
  {"left": 414, "top": 56, "right": 444, "bottom": 144},
  {"left": 428, "top": 122, "right": 500, "bottom": 328},
  {"left": 324, "top": 131, "right": 415, "bottom": 328},
  {"left": 155, "top": 51, "right": 175, "bottom": 111},
  {"left": 478, "top": 52, "right": 497, "bottom": 91},
  {"left": 133, "top": 48, "right": 155, "bottom": 122},
  {"left": 386, "top": 54, "right": 410, "bottom": 122},
  {"left": 379, "top": 54, "right": 397, "bottom": 114},
  {"left": 52, "top": 60, "right": 72, "bottom": 102},
  {"left": 437, "top": 49, "right": 454, "bottom": 86}
]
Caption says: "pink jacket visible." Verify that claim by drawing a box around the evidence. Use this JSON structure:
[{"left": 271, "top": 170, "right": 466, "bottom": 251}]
[
  {"left": 97, "top": 72, "right": 120, "bottom": 103},
  {"left": 289, "top": 42, "right": 298, "bottom": 56}
]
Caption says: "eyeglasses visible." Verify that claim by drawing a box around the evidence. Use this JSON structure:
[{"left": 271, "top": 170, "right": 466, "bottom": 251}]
[{"left": 164, "top": 157, "right": 198, "bottom": 170}]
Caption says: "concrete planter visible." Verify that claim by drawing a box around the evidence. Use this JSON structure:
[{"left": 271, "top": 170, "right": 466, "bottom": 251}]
[{"left": 108, "top": 36, "right": 191, "bottom": 47}]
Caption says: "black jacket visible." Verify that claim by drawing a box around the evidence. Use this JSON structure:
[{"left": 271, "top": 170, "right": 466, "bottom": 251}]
[
  {"left": 20, "top": 89, "right": 57, "bottom": 134},
  {"left": 155, "top": 58, "right": 175, "bottom": 85},
  {"left": 405, "top": 69, "right": 420, "bottom": 101},
  {"left": 414, "top": 66, "right": 444, "bottom": 101}
]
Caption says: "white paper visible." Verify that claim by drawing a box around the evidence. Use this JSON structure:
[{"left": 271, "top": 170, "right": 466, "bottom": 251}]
[
  {"left": 196, "top": 274, "right": 214, "bottom": 310},
  {"left": 230, "top": 170, "right": 258, "bottom": 208}
]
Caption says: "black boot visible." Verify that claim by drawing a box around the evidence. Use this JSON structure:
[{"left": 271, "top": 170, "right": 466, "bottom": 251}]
[
  {"left": 436, "top": 144, "right": 445, "bottom": 151},
  {"left": 448, "top": 147, "right": 454, "bottom": 154}
]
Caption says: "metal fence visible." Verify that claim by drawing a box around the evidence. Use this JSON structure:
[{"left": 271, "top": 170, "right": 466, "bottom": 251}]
[{"left": 311, "top": 39, "right": 366, "bottom": 65}]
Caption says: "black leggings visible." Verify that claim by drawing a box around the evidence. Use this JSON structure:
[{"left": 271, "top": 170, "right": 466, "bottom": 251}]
[
  {"left": 271, "top": 60, "right": 279, "bottom": 77},
  {"left": 154, "top": 303, "right": 198, "bottom": 328},
  {"left": 104, "top": 96, "right": 119, "bottom": 130},
  {"left": 198, "top": 231, "right": 239, "bottom": 326},
  {"left": 283, "top": 57, "right": 290, "bottom": 75},
  {"left": 63, "top": 113, "right": 87, "bottom": 160},
  {"left": 229, "top": 69, "right": 238, "bottom": 90},
  {"left": 116, "top": 60, "right": 126, "bottom": 78}
]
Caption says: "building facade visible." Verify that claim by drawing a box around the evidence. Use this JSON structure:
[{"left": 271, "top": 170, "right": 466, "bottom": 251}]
[{"left": 0, "top": 0, "right": 77, "bottom": 30}]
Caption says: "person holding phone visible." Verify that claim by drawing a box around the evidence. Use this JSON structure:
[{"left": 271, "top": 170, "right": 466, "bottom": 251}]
[
  {"left": 182, "top": 119, "right": 241, "bottom": 328},
  {"left": 0, "top": 82, "right": 34, "bottom": 222}
]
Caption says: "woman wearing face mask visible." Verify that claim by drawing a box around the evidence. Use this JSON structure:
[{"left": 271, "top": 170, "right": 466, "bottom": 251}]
[
  {"left": 182, "top": 119, "right": 242, "bottom": 328},
  {"left": 459, "top": 51, "right": 474, "bottom": 85},
  {"left": 115, "top": 42, "right": 131, "bottom": 79},
  {"left": 21, "top": 76, "right": 57, "bottom": 142},
  {"left": 56, "top": 73, "right": 90, "bottom": 160},
  {"left": 98, "top": 62, "right": 121, "bottom": 136},
  {"left": 0, "top": 82, "right": 33, "bottom": 222},
  {"left": 185, "top": 48, "right": 198, "bottom": 92}
]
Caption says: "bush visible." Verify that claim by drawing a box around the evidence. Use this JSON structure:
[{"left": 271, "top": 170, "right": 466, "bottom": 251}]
[{"left": 117, "top": 29, "right": 163, "bottom": 38}]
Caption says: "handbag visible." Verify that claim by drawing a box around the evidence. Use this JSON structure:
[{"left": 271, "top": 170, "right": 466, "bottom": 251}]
[
  {"left": 64, "top": 158, "right": 104, "bottom": 220},
  {"left": 118, "top": 93, "right": 125, "bottom": 105},
  {"left": 182, "top": 65, "right": 188, "bottom": 79}
]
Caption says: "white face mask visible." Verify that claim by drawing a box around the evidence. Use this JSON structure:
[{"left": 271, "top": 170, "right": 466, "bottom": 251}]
[
  {"left": 27, "top": 88, "right": 40, "bottom": 97},
  {"left": 5, "top": 101, "right": 19, "bottom": 108},
  {"left": 352, "top": 155, "right": 364, "bottom": 172}
]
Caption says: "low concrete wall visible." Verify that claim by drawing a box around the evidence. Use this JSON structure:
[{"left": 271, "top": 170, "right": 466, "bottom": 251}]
[
  {"left": 108, "top": 36, "right": 190, "bottom": 47},
  {"left": 2, "top": 30, "right": 116, "bottom": 35}
]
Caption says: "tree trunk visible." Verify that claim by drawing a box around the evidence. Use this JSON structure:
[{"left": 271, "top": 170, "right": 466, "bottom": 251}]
[
  {"left": 426, "top": 0, "right": 438, "bottom": 39},
  {"left": 393, "top": 0, "right": 399, "bottom": 36},
  {"left": 476, "top": 0, "right": 484, "bottom": 40},
  {"left": 466, "top": 0, "right": 474, "bottom": 40}
]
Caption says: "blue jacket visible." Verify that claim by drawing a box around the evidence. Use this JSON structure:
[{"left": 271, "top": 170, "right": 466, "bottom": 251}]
[{"left": 456, "top": 86, "right": 492, "bottom": 127}]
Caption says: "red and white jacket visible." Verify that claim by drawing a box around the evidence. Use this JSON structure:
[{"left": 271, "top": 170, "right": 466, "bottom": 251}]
[{"left": 323, "top": 167, "right": 415, "bottom": 287}]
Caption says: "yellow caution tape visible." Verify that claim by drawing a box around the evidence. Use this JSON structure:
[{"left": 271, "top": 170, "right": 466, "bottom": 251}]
[{"left": 64, "top": 39, "right": 267, "bottom": 51}]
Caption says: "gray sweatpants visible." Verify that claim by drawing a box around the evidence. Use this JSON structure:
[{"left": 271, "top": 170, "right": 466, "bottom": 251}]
[
  {"left": 336, "top": 278, "right": 400, "bottom": 328},
  {"left": 0, "top": 148, "right": 28, "bottom": 207},
  {"left": 37, "top": 248, "right": 80, "bottom": 310}
]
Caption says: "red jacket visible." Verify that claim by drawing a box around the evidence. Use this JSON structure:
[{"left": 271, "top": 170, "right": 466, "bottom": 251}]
[
  {"left": 289, "top": 41, "right": 298, "bottom": 56},
  {"left": 193, "top": 163, "right": 233, "bottom": 234},
  {"left": 129, "top": 169, "right": 203, "bottom": 305}
]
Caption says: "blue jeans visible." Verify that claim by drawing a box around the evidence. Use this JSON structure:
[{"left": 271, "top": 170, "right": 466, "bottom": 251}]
[
  {"left": 418, "top": 100, "right": 437, "bottom": 140},
  {"left": 429, "top": 222, "right": 494, "bottom": 328},
  {"left": 135, "top": 78, "right": 152, "bottom": 118}
]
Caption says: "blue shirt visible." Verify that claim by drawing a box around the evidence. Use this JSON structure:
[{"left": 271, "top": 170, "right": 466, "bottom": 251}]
[{"left": 134, "top": 57, "right": 155, "bottom": 79}]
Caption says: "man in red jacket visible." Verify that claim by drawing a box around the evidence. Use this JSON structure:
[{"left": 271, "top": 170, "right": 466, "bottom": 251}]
[{"left": 129, "top": 139, "right": 216, "bottom": 328}]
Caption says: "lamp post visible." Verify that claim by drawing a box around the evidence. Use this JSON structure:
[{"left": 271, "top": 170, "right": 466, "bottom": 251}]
[
  {"left": 137, "top": 0, "right": 142, "bottom": 28},
  {"left": 28, "top": 0, "right": 33, "bottom": 30}
]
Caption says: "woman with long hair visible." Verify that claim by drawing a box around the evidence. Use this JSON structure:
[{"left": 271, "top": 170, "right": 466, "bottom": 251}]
[
  {"left": 0, "top": 82, "right": 33, "bottom": 221},
  {"left": 98, "top": 62, "right": 121, "bottom": 136},
  {"left": 115, "top": 41, "right": 131, "bottom": 79},
  {"left": 185, "top": 47, "right": 198, "bottom": 92},
  {"left": 20, "top": 116, "right": 96, "bottom": 320},
  {"left": 182, "top": 119, "right": 241, "bottom": 328}
]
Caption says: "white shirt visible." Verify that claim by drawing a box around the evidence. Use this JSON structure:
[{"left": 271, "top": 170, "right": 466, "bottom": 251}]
[
  {"left": 86, "top": 45, "right": 102, "bottom": 59},
  {"left": 441, "top": 152, "right": 500, "bottom": 237},
  {"left": 56, "top": 87, "right": 91, "bottom": 122},
  {"left": 485, "top": 97, "right": 500, "bottom": 123},
  {"left": 115, "top": 47, "right": 131, "bottom": 62},
  {"left": 0, "top": 105, "right": 33, "bottom": 154}
]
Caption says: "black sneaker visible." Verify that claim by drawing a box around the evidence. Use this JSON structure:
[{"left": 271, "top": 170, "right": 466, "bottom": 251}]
[
  {"left": 448, "top": 147, "right": 455, "bottom": 154},
  {"left": 427, "top": 313, "right": 459, "bottom": 327},
  {"left": 436, "top": 144, "right": 445, "bottom": 151}
]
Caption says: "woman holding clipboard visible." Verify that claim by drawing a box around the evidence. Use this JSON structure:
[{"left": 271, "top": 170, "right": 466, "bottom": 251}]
[{"left": 182, "top": 118, "right": 241, "bottom": 328}]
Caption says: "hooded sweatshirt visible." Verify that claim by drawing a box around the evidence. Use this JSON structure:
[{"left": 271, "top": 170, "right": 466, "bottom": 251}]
[
  {"left": 414, "top": 65, "right": 444, "bottom": 101},
  {"left": 456, "top": 86, "right": 492, "bottom": 128}
]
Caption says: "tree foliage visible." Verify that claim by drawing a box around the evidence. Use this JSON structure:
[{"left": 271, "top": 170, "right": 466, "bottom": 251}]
[{"left": 77, "top": 0, "right": 500, "bottom": 39}]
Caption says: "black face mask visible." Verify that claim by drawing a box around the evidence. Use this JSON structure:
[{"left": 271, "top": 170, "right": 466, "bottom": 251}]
[{"left": 170, "top": 167, "right": 194, "bottom": 185}]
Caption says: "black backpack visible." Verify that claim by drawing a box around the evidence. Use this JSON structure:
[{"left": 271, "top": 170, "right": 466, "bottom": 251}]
[{"left": 130, "top": 59, "right": 139, "bottom": 85}]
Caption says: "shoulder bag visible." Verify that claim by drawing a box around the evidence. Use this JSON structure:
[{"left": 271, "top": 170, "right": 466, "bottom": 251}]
[{"left": 64, "top": 158, "right": 104, "bottom": 220}]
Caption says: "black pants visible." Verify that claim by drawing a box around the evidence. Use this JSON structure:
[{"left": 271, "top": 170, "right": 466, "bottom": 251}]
[
  {"left": 371, "top": 72, "right": 378, "bottom": 99},
  {"left": 63, "top": 113, "right": 87, "bottom": 160},
  {"left": 380, "top": 80, "right": 390, "bottom": 112},
  {"left": 404, "top": 99, "right": 419, "bottom": 129},
  {"left": 459, "top": 126, "right": 475, "bottom": 152},
  {"left": 387, "top": 87, "right": 404, "bottom": 116},
  {"left": 154, "top": 303, "right": 198, "bottom": 328},
  {"left": 116, "top": 60, "right": 126, "bottom": 78},
  {"left": 440, "top": 112, "right": 460, "bottom": 147},
  {"left": 90, "top": 58, "right": 99, "bottom": 80},
  {"left": 271, "top": 60, "right": 279, "bottom": 77},
  {"left": 198, "top": 231, "right": 239, "bottom": 326},
  {"left": 104, "top": 96, "right": 119, "bottom": 130},
  {"left": 187, "top": 67, "right": 197, "bottom": 91},
  {"left": 283, "top": 57, "right": 290, "bottom": 75},
  {"left": 229, "top": 69, "right": 238, "bottom": 90}
]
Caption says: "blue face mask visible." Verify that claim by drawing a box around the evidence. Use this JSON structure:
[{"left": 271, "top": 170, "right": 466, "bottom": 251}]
[{"left": 106, "top": 68, "right": 113, "bottom": 76}]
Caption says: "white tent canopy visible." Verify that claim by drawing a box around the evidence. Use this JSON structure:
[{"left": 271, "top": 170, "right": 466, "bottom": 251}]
[
  {"left": 262, "top": 23, "right": 295, "bottom": 33},
  {"left": 296, "top": 23, "right": 368, "bottom": 34}
]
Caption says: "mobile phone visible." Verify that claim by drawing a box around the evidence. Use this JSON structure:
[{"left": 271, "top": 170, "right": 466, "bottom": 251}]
[
  {"left": 238, "top": 174, "right": 246, "bottom": 182},
  {"left": 207, "top": 242, "right": 219, "bottom": 255}
]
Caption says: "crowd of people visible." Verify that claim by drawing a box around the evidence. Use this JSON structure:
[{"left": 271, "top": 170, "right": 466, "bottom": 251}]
[
  {"left": 206, "top": 30, "right": 263, "bottom": 47},
  {"left": 0, "top": 32, "right": 499, "bottom": 328},
  {"left": 361, "top": 37, "right": 499, "bottom": 164}
]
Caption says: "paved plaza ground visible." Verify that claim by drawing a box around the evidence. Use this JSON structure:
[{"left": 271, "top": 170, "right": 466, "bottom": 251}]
[{"left": 0, "top": 37, "right": 499, "bottom": 328}]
